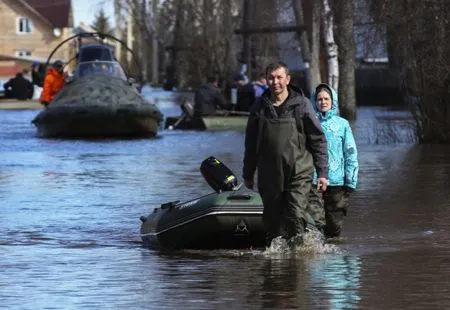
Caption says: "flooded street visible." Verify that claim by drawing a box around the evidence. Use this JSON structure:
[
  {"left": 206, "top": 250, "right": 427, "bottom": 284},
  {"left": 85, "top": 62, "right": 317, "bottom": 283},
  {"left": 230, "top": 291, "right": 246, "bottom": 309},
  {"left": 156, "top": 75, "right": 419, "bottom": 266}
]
[{"left": 1, "top": 90, "right": 449, "bottom": 309}]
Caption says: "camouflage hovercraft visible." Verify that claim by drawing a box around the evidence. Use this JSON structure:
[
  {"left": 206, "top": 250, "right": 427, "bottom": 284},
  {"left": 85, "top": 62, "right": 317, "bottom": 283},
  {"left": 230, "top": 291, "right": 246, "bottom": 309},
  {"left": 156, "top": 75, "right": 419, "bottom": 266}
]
[{"left": 32, "top": 32, "right": 163, "bottom": 138}]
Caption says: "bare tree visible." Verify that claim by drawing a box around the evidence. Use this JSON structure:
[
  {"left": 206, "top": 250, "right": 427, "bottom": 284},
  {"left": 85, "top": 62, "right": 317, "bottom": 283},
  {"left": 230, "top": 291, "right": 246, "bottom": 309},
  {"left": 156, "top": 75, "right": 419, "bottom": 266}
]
[
  {"left": 293, "top": 0, "right": 312, "bottom": 93},
  {"left": 310, "top": 0, "right": 322, "bottom": 88},
  {"left": 150, "top": 0, "right": 159, "bottom": 85},
  {"left": 333, "top": 0, "right": 356, "bottom": 120},
  {"left": 158, "top": 0, "right": 244, "bottom": 88},
  {"left": 248, "top": 0, "right": 279, "bottom": 77},
  {"left": 370, "top": 0, "right": 450, "bottom": 143},
  {"left": 116, "top": 0, "right": 361, "bottom": 107},
  {"left": 323, "top": 0, "right": 338, "bottom": 90},
  {"left": 114, "top": 0, "right": 123, "bottom": 63}
]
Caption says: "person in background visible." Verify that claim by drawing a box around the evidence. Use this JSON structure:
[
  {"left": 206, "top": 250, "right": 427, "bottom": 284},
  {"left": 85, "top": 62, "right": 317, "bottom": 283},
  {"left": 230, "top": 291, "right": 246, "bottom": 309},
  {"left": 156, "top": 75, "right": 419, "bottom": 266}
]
[
  {"left": 21, "top": 69, "right": 31, "bottom": 82},
  {"left": 31, "top": 63, "right": 44, "bottom": 100},
  {"left": 40, "top": 60, "right": 65, "bottom": 107},
  {"left": 3, "top": 72, "right": 33, "bottom": 100},
  {"left": 252, "top": 72, "right": 268, "bottom": 98},
  {"left": 242, "top": 61, "right": 329, "bottom": 246},
  {"left": 31, "top": 63, "right": 43, "bottom": 87},
  {"left": 193, "top": 75, "right": 229, "bottom": 117},
  {"left": 234, "top": 73, "right": 256, "bottom": 112},
  {"left": 308, "top": 83, "right": 359, "bottom": 238}
]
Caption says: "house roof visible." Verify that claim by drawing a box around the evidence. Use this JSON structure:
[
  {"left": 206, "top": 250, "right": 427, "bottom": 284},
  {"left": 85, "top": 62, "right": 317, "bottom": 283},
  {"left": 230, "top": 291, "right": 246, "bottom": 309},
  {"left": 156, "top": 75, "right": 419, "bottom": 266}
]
[
  {"left": 22, "top": 0, "right": 72, "bottom": 28},
  {"left": 0, "top": 54, "right": 49, "bottom": 64},
  {"left": 0, "top": 65, "right": 26, "bottom": 79}
]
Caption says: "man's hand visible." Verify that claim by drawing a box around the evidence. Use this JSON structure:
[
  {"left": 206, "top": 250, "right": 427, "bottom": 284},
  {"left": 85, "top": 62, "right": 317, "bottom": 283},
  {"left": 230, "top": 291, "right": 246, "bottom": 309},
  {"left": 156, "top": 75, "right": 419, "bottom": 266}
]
[
  {"left": 316, "top": 177, "right": 328, "bottom": 192},
  {"left": 244, "top": 179, "right": 254, "bottom": 189}
]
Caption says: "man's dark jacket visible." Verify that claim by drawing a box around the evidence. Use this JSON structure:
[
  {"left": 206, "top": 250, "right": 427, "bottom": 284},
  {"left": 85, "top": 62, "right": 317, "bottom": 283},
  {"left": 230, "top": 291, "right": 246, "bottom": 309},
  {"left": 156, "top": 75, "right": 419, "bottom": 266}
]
[
  {"left": 4, "top": 73, "right": 33, "bottom": 100},
  {"left": 237, "top": 83, "right": 256, "bottom": 112},
  {"left": 194, "top": 83, "right": 229, "bottom": 116},
  {"left": 243, "top": 85, "right": 328, "bottom": 181}
]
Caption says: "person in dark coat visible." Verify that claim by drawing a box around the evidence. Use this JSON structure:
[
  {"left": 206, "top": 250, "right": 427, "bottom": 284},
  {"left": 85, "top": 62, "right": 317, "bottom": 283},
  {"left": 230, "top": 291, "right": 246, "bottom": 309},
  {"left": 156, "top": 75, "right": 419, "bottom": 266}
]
[
  {"left": 234, "top": 73, "right": 256, "bottom": 112},
  {"left": 242, "top": 61, "right": 329, "bottom": 246},
  {"left": 252, "top": 72, "right": 268, "bottom": 98},
  {"left": 194, "top": 75, "right": 230, "bottom": 117},
  {"left": 3, "top": 72, "right": 33, "bottom": 100},
  {"left": 31, "top": 63, "right": 44, "bottom": 87}
]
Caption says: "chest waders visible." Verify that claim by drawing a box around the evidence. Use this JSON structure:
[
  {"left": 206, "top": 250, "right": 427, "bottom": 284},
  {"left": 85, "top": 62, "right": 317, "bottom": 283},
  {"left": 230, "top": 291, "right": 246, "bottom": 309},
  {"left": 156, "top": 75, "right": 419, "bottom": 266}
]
[{"left": 256, "top": 115, "right": 314, "bottom": 242}]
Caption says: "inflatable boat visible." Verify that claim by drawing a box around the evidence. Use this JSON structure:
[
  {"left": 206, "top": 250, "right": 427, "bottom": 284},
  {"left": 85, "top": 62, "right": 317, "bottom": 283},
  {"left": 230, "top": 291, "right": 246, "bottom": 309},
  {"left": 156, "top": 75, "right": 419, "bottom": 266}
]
[
  {"left": 140, "top": 189, "right": 265, "bottom": 249},
  {"left": 139, "top": 157, "right": 318, "bottom": 250}
]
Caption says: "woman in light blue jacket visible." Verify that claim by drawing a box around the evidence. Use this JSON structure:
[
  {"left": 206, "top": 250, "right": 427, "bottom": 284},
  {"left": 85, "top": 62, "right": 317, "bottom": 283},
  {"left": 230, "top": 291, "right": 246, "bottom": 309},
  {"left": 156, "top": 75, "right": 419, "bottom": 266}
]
[{"left": 309, "top": 83, "right": 359, "bottom": 238}]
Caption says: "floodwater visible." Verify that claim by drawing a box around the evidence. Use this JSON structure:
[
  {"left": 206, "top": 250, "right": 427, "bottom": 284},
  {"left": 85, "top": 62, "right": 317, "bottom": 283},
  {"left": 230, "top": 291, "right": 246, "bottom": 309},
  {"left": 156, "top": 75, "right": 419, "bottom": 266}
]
[{"left": 1, "top": 89, "right": 449, "bottom": 309}]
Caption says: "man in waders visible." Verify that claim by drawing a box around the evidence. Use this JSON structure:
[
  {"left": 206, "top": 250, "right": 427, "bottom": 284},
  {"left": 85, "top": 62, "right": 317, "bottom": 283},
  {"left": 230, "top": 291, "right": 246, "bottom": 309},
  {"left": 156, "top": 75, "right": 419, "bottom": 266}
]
[{"left": 242, "top": 61, "right": 329, "bottom": 246}]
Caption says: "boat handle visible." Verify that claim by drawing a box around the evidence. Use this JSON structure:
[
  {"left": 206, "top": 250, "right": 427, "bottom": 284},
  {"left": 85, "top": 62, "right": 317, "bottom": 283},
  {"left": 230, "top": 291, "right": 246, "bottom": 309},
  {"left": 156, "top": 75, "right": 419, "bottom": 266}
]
[
  {"left": 161, "top": 200, "right": 180, "bottom": 209},
  {"left": 227, "top": 194, "right": 253, "bottom": 200}
]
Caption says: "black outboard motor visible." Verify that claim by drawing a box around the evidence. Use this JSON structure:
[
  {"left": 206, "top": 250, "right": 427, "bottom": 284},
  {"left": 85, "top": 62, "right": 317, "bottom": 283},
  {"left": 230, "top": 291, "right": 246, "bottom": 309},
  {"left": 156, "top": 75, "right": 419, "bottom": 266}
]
[
  {"left": 200, "top": 156, "right": 238, "bottom": 192},
  {"left": 170, "top": 96, "right": 194, "bottom": 129},
  {"left": 180, "top": 96, "right": 194, "bottom": 119}
]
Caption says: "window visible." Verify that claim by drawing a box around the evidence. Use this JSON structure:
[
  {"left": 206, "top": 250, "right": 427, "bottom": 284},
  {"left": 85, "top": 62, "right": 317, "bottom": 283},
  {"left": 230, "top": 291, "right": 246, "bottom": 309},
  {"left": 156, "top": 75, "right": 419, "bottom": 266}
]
[
  {"left": 15, "top": 50, "right": 32, "bottom": 57},
  {"left": 79, "top": 46, "right": 114, "bottom": 62},
  {"left": 17, "top": 17, "right": 33, "bottom": 34}
]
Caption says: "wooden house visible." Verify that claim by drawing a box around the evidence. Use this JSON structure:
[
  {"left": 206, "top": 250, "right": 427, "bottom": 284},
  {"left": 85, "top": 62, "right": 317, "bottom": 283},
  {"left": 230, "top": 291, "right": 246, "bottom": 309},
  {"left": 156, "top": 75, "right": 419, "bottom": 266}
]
[{"left": 0, "top": 0, "right": 73, "bottom": 79}]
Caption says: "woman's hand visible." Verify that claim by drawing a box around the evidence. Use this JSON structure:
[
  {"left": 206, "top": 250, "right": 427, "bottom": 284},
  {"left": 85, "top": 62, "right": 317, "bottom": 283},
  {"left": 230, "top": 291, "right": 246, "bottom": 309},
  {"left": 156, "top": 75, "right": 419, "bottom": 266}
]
[{"left": 316, "top": 177, "right": 329, "bottom": 192}]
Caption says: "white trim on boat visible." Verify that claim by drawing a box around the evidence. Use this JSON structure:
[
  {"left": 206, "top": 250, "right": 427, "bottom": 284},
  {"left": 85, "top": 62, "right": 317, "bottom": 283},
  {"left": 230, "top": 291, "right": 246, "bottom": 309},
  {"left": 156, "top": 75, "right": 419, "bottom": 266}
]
[{"left": 140, "top": 210, "right": 263, "bottom": 237}]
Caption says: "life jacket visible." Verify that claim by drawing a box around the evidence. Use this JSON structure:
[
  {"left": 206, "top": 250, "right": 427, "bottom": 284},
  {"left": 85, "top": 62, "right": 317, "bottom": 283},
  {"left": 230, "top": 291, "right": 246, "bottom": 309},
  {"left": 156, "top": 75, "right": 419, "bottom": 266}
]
[{"left": 40, "top": 67, "right": 65, "bottom": 103}]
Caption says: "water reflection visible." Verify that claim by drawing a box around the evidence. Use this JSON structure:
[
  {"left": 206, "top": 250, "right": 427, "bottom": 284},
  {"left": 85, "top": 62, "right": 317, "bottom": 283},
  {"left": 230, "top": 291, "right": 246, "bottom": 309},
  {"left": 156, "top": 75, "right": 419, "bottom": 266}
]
[
  {"left": 138, "top": 242, "right": 361, "bottom": 309},
  {"left": 259, "top": 258, "right": 311, "bottom": 309},
  {"left": 1, "top": 102, "right": 450, "bottom": 309},
  {"left": 308, "top": 255, "right": 361, "bottom": 309},
  {"left": 258, "top": 241, "right": 361, "bottom": 309},
  {"left": 353, "top": 107, "right": 416, "bottom": 144}
]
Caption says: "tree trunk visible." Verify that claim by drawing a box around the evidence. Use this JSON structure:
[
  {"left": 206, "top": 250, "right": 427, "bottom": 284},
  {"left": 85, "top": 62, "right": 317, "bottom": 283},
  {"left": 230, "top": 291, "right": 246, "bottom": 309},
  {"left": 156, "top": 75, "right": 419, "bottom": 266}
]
[
  {"left": 334, "top": 0, "right": 356, "bottom": 120},
  {"left": 114, "top": 0, "right": 123, "bottom": 63},
  {"left": 126, "top": 3, "right": 134, "bottom": 67},
  {"left": 151, "top": 0, "right": 159, "bottom": 85},
  {"left": 322, "top": 0, "right": 338, "bottom": 90},
  {"left": 293, "top": 0, "right": 312, "bottom": 94},
  {"left": 172, "top": 0, "right": 184, "bottom": 88},
  {"left": 249, "top": 0, "right": 278, "bottom": 77},
  {"left": 222, "top": 0, "right": 237, "bottom": 96},
  {"left": 310, "top": 0, "right": 322, "bottom": 88},
  {"left": 140, "top": 0, "right": 148, "bottom": 83},
  {"left": 242, "top": 0, "right": 252, "bottom": 82}
]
